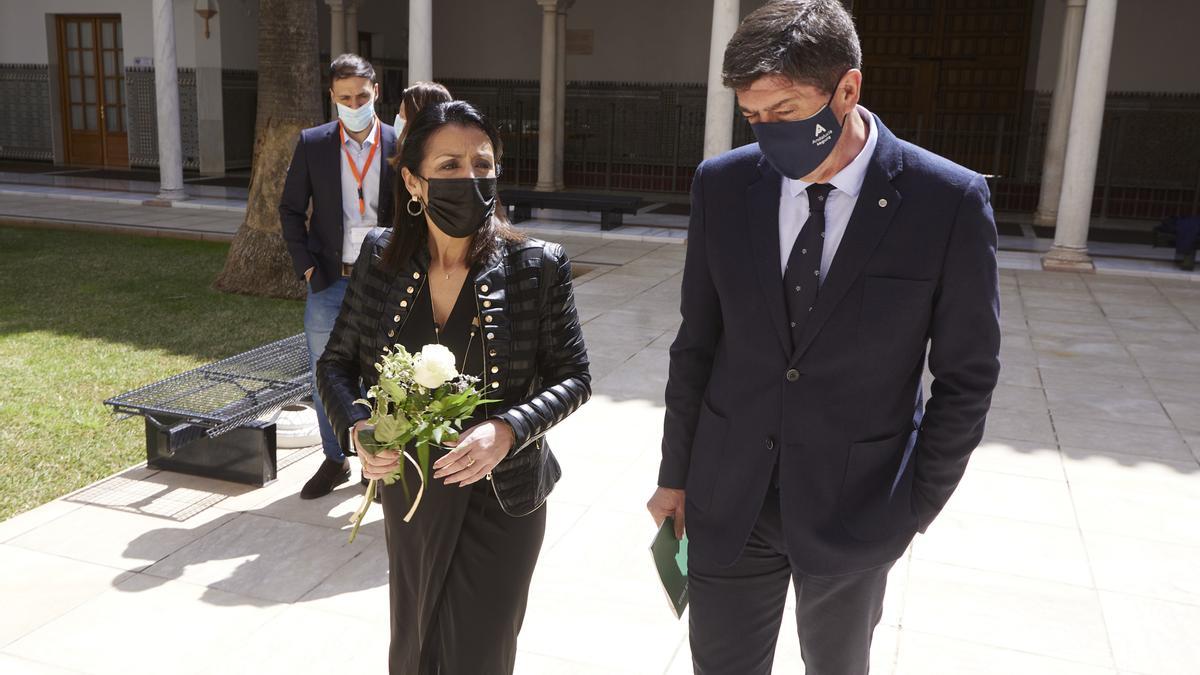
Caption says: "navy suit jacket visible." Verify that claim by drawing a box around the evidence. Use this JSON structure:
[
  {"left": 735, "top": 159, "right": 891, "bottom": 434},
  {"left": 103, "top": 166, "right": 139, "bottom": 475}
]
[
  {"left": 279, "top": 119, "right": 397, "bottom": 293},
  {"left": 661, "top": 117, "right": 1001, "bottom": 574}
]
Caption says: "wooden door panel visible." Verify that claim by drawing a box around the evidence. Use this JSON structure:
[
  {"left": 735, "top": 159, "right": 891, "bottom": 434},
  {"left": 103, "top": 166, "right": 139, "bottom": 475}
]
[
  {"left": 57, "top": 15, "right": 126, "bottom": 167},
  {"left": 855, "top": 0, "right": 1033, "bottom": 174}
]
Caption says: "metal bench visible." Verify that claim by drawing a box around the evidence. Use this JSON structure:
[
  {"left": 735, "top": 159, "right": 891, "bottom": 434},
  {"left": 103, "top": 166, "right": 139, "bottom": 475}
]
[
  {"left": 500, "top": 188, "right": 645, "bottom": 231},
  {"left": 104, "top": 334, "right": 312, "bottom": 486}
]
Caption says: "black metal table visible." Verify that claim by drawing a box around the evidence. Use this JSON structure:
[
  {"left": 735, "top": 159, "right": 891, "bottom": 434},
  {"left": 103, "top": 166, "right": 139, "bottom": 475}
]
[{"left": 105, "top": 334, "right": 312, "bottom": 486}]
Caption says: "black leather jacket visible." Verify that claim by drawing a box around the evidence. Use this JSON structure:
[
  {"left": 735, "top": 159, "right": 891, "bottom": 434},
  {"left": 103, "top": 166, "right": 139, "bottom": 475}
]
[{"left": 315, "top": 229, "right": 591, "bottom": 516}]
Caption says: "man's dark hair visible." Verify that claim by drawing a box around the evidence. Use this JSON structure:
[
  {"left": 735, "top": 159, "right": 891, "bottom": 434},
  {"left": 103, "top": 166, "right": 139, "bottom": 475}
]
[
  {"left": 722, "top": 0, "right": 862, "bottom": 93},
  {"left": 330, "top": 53, "right": 376, "bottom": 83},
  {"left": 383, "top": 101, "right": 524, "bottom": 272}
]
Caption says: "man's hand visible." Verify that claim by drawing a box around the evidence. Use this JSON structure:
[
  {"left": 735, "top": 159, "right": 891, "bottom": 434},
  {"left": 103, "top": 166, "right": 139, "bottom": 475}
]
[
  {"left": 304, "top": 267, "right": 314, "bottom": 283},
  {"left": 647, "top": 487, "right": 686, "bottom": 540}
]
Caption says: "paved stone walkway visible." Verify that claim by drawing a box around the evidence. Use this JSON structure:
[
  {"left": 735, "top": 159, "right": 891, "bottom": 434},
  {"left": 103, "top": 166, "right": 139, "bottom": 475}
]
[{"left": 2, "top": 216, "right": 1200, "bottom": 673}]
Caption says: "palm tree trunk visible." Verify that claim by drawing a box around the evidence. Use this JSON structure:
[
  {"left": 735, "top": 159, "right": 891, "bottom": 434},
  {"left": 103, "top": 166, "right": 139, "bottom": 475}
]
[{"left": 214, "top": 0, "right": 322, "bottom": 299}]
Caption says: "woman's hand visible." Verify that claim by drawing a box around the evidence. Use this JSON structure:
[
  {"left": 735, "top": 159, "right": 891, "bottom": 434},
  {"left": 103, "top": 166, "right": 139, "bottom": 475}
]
[
  {"left": 354, "top": 420, "right": 402, "bottom": 480},
  {"left": 432, "top": 420, "right": 515, "bottom": 487}
]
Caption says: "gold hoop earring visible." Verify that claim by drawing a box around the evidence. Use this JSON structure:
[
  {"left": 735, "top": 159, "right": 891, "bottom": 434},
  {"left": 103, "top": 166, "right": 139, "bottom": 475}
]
[{"left": 407, "top": 196, "right": 424, "bottom": 217}]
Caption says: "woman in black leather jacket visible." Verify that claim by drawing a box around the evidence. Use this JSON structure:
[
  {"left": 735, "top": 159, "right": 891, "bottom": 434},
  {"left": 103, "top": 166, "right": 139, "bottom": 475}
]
[{"left": 315, "top": 101, "right": 591, "bottom": 674}]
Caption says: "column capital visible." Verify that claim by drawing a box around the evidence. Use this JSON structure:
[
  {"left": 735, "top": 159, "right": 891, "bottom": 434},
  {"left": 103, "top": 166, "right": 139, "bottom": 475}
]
[
  {"left": 557, "top": 0, "right": 576, "bottom": 14},
  {"left": 326, "top": 0, "right": 345, "bottom": 10},
  {"left": 536, "top": 0, "right": 564, "bottom": 12}
]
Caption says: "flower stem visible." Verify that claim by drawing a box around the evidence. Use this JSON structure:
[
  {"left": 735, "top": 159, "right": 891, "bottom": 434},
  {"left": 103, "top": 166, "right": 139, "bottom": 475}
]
[{"left": 347, "top": 478, "right": 377, "bottom": 544}]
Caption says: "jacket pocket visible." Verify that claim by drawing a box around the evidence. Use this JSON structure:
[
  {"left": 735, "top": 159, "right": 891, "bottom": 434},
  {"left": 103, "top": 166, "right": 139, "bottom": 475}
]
[
  {"left": 838, "top": 428, "right": 919, "bottom": 542},
  {"left": 685, "top": 400, "right": 730, "bottom": 513}
]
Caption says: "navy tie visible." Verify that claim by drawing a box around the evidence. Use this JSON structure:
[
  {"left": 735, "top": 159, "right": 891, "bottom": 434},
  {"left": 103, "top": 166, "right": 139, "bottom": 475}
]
[{"left": 783, "top": 183, "right": 834, "bottom": 348}]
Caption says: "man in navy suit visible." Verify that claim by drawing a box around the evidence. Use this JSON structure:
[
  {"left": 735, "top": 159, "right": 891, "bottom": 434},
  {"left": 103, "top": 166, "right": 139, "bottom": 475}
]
[
  {"left": 646, "top": 2, "right": 1000, "bottom": 673},
  {"left": 280, "top": 53, "right": 397, "bottom": 499}
]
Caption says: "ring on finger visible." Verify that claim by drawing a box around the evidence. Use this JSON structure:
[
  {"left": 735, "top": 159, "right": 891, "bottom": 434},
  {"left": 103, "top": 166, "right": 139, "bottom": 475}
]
[{"left": 465, "top": 455, "right": 476, "bottom": 468}]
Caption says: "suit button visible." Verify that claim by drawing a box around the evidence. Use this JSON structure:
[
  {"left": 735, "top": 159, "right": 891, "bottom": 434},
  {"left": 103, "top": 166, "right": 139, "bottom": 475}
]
[
  {"left": 765, "top": 437, "right": 775, "bottom": 451},
  {"left": 785, "top": 369, "right": 800, "bottom": 382}
]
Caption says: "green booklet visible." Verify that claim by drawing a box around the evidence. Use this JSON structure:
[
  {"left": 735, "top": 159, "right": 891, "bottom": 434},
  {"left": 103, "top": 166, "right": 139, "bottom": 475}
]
[{"left": 650, "top": 517, "right": 689, "bottom": 619}]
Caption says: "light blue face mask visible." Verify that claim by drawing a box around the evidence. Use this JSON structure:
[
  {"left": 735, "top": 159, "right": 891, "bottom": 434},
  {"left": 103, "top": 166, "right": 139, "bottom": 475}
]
[
  {"left": 393, "top": 113, "right": 405, "bottom": 137},
  {"left": 336, "top": 99, "right": 376, "bottom": 132}
]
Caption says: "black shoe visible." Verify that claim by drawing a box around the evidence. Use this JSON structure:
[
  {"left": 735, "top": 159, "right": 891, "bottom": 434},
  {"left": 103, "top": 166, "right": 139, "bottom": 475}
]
[
  {"left": 300, "top": 459, "right": 350, "bottom": 500},
  {"left": 362, "top": 474, "right": 382, "bottom": 503}
]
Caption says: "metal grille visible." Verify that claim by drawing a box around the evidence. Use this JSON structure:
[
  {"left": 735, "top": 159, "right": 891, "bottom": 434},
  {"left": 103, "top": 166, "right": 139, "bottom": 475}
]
[
  {"left": 105, "top": 334, "right": 312, "bottom": 437},
  {"left": 125, "top": 66, "right": 199, "bottom": 169},
  {"left": 0, "top": 64, "right": 53, "bottom": 161}
]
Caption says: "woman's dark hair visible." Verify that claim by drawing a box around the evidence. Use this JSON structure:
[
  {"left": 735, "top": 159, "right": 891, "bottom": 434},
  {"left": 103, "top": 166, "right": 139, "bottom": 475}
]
[
  {"left": 722, "top": 0, "right": 861, "bottom": 93},
  {"left": 388, "top": 82, "right": 452, "bottom": 169},
  {"left": 401, "top": 82, "right": 452, "bottom": 133},
  {"left": 382, "top": 100, "right": 524, "bottom": 272}
]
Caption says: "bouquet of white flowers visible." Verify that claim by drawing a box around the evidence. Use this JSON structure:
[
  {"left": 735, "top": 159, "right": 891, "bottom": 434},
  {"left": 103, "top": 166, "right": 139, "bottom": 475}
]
[{"left": 347, "top": 343, "right": 495, "bottom": 543}]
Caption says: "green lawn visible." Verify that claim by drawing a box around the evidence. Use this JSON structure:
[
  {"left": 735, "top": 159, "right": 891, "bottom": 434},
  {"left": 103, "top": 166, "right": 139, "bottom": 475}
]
[{"left": 0, "top": 226, "right": 304, "bottom": 522}]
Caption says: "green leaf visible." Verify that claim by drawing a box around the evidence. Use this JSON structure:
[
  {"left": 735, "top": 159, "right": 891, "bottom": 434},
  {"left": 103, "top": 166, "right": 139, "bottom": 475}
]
[
  {"left": 380, "top": 378, "right": 406, "bottom": 403},
  {"left": 373, "top": 415, "right": 401, "bottom": 444}
]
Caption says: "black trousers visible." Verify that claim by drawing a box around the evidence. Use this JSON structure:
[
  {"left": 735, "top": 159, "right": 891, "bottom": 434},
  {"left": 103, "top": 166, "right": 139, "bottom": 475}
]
[
  {"left": 381, "top": 472, "right": 546, "bottom": 675},
  {"left": 689, "top": 487, "right": 893, "bottom": 675}
]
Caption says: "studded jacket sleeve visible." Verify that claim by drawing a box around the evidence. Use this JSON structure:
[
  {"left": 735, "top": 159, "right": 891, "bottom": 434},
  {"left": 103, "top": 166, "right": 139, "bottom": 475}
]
[
  {"left": 314, "top": 235, "right": 377, "bottom": 456},
  {"left": 495, "top": 243, "right": 593, "bottom": 455}
]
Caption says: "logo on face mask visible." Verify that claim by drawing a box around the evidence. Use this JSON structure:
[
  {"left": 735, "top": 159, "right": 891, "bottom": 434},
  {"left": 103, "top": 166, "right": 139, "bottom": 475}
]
[
  {"left": 813, "top": 123, "right": 834, "bottom": 147},
  {"left": 751, "top": 102, "right": 844, "bottom": 180}
]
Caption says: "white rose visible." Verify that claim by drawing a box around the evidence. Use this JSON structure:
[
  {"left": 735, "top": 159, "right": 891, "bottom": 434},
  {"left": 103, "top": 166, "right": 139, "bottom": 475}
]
[{"left": 412, "top": 343, "right": 459, "bottom": 389}]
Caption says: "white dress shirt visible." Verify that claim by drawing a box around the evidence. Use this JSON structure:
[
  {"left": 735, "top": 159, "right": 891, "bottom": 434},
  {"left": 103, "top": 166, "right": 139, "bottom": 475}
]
[
  {"left": 778, "top": 107, "right": 878, "bottom": 282},
  {"left": 340, "top": 116, "right": 386, "bottom": 264}
]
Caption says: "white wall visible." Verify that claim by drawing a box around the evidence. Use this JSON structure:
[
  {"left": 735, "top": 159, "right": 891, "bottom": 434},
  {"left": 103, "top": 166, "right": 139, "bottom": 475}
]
[
  {"left": 0, "top": 0, "right": 197, "bottom": 68},
  {"left": 218, "top": 0, "right": 260, "bottom": 71},
  {"left": 430, "top": 0, "right": 767, "bottom": 83},
  {"left": 1034, "top": 0, "right": 1200, "bottom": 93}
]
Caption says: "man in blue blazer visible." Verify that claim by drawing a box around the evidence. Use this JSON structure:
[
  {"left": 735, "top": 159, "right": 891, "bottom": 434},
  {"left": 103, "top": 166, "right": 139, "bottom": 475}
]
[
  {"left": 646, "top": 2, "right": 1001, "bottom": 673},
  {"left": 280, "top": 53, "right": 397, "bottom": 499}
]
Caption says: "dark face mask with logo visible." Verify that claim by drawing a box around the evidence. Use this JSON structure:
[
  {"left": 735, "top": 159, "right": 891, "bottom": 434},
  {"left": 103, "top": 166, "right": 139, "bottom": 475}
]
[
  {"left": 417, "top": 176, "right": 498, "bottom": 238},
  {"left": 750, "top": 90, "right": 844, "bottom": 180}
]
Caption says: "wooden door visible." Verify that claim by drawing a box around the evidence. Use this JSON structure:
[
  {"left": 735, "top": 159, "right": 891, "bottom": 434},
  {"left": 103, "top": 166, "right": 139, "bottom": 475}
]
[
  {"left": 855, "top": 0, "right": 1033, "bottom": 175},
  {"left": 57, "top": 15, "right": 128, "bottom": 167}
]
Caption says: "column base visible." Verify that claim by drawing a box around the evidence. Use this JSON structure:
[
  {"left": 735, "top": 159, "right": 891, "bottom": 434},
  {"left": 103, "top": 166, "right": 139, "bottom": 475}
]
[
  {"left": 534, "top": 181, "right": 557, "bottom": 192},
  {"left": 1042, "top": 245, "right": 1095, "bottom": 273},
  {"left": 150, "top": 188, "right": 187, "bottom": 203},
  {"left": 1032, "top": 209, "right": 1058, "bottom": 227}
]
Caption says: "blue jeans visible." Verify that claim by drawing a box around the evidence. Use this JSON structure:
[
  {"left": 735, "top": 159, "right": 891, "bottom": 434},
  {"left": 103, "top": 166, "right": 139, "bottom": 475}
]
[{"left": 305, "top": 278, "right": 349, "bottom": 464}]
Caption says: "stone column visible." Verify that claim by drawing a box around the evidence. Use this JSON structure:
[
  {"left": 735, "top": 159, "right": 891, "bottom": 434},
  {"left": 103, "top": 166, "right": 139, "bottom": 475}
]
[
  {"left": 553, "top": 2, "right": 572, "bottom": 190},
  {"left": 408, "top": 0, "right": 433, "bottom": 84},
  {"left": 703, "top": 0, "right": 739, "bottom": 159},
  {"left": 152, "top": 0, "right": 185, "bottom": 200},
  {"left": 535, "top": 0, "right": 559, "bottom": 191},
  {"left": 345, "top": 0, "right": 359, "bottom": 55},
  {"left": 1034, "top": 0, "right": 1087, "bottom": 226},
  {"left": 328, "top": 0, "right": 346, "bottom": 58},
  {"left": 195, "top": 5, "right": 225, "bottom": 176},
  {"left": 1043, "top": 0, "right": 1119, "bottom": 272}
]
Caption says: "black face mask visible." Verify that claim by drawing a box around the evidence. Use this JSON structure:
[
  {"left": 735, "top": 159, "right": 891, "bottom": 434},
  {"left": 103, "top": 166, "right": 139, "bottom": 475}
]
[{"left": 418, "top": 176, "right": 497, "bottom": 239}]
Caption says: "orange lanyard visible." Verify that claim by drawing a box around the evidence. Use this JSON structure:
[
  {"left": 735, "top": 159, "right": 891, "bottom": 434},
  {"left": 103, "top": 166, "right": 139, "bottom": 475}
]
[{"left": 339, "top": 119, "right": 380, "bottom": 216}]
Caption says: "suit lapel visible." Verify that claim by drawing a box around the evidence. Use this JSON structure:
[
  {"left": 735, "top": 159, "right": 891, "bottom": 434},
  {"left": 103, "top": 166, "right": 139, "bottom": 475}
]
[
  {"left": 323, "top": 122, "right": 344, "bottom": 212},
  {"left": 791, "top": 118, "right": 905, "bottom": 363},
  {"left": 745, "top": 163, "right": 791, "bottom": 356}
]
